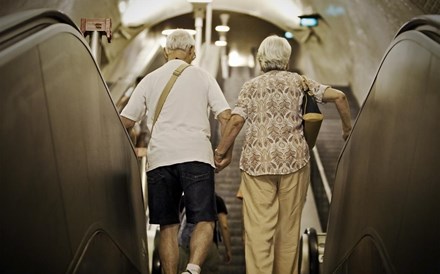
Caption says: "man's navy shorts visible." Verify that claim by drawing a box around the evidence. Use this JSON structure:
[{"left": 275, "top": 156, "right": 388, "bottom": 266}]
[{"left": 147, "top": 161, "right": 217, "bottom": 226}]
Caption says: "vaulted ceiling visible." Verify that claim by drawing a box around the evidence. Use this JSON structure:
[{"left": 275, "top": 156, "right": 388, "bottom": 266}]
[
  {"left": 1, "top": 0, "right": 427, "bottom": 105},
  {"left": 119, "top": 0, "right": 310, "bottom": 31}
]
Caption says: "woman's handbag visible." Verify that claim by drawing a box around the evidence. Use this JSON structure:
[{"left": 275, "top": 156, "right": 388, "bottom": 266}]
[{"left": 302, "top": 90, "right": 323, "bottom": 149}]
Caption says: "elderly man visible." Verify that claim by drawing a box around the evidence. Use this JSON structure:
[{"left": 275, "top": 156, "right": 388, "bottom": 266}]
[{"left": 120, "top": 29, "right": 231, "bottom": 274}]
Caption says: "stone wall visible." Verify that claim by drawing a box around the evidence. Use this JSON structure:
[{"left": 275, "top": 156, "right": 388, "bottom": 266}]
[{"left": 294, "top": 0, "right": 429, "bottom": 105}]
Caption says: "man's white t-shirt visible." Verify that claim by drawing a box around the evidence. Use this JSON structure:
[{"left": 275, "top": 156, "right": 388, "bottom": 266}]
[{"left": 121, "top": 60, "right": 230, "bottom": 171}]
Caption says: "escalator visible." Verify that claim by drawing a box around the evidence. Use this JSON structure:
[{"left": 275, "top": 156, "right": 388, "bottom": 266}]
[
  {"left": 0, "top": 10, "right": 148, "bottom": 274},
  {"left": 300, "top": 15, "right": 440, "bottom": 274}
]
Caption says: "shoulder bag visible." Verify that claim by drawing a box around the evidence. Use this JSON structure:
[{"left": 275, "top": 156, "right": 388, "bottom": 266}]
[
  {"left": 137, "top": 63, "right": 190, "bottom": 158},
  {"left": 302, "top": 89, "right": 323, "bottom": 149},
  {"left": 151, "top": 63, "right": 191, "bottom": 132}
]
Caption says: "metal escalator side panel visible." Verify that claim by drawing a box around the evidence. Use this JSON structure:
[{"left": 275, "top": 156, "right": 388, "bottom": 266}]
[
  {"left": 0, "top": 41, "right": 69, "bottom": 273},
  {"left": 0, "top": 20, "right": 148, "bottom": 274},
  {"left": 323, "top": 19, "right": 440, "bottom": 274}
]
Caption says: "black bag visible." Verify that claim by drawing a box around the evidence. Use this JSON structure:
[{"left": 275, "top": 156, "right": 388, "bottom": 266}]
[{"left": 302, "top": 90, "right": 323, "bottom": 149}]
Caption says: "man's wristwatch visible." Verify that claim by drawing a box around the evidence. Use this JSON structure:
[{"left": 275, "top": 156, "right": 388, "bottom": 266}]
[{"left": 214, "top": 149, "right": 225, "bottom": 158}]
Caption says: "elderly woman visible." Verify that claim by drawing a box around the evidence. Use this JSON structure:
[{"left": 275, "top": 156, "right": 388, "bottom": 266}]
[{"left": 214, "top": 35, "right": 352, "bottom": 274}]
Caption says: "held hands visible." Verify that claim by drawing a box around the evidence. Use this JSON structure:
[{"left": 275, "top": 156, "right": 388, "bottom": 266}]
[{"left": 214, "top": 149, "right": 232, "bottom": 172}]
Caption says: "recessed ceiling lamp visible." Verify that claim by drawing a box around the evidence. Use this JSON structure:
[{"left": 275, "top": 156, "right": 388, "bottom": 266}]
[
  {"left": 187, "top": 0, "right": 212, "bottom": 3},
  {"left": 162, "top": 29, "right": 197, "bottom": 36},
  {"left": 215, "top": 40, "right": 227, "bottom": 47},
  {"left": 298, "top": 13, "right": 321, "bottom": 27},
  {"left": 215, "top": 25, "right": 230, "bottom": 32},
  {"left": 284, "top": 32, "right": 294, "bottom": 39}
]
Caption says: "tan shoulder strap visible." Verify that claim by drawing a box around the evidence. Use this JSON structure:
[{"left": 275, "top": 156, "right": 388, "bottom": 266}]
[{"left": 152, "top": 63, "right": 191, "bottom": 128}]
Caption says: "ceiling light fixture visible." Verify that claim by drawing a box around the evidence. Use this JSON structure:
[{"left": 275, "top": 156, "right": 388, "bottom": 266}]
[
  {"left": 161, "top": 29, "right": 197, "bottom": 36},
  {"left": 298, "top": 13, "right": 321, "bottom": 27},
  {"left": 215, "top": 25, "right": 230, "bottom": 32},
  {"left": 215, "top": 40, "right": 227, "bottom": 47},
  {"left": 187, "top": 0, "right": 212, "bottom": 3}
]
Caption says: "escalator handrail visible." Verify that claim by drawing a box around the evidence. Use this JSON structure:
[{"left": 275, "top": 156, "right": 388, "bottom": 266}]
[
  {"left": 0, "top": 9, "right": 80, "bottom": 52},
  {"left": 306, "top": 228, "right": 320, "bottom": 274},
  {"left": 0, "top": 9, "right": 78, "bottom": 34},
  {"left": 395, "top": 14, "right": 440, "bottom": 38}
]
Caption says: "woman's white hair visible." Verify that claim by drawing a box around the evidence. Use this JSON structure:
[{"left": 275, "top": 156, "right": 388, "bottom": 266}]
[
  {"left": 257, "top": 35, "right": 291, "bottom": 72},
  {"left": 166, "top": 29, "right": 195, "bottom": 51}
]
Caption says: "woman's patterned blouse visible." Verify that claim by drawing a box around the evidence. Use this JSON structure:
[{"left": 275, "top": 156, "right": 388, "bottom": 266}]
[{"left": 232, "top": 70, "right": 328, "bottom": 176}]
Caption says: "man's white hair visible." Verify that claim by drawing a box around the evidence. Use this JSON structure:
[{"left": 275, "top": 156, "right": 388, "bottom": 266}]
[{"left": 166, "top": 29, "right": 195, "bottom": 51}]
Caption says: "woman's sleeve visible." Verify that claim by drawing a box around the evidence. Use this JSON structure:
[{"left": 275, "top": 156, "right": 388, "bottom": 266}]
[
  {"left": 300, "top": 75, "right": 329, "bottom": 103},
  {"left": 231, "top": 81, "right": 252, "bottom": 120}
]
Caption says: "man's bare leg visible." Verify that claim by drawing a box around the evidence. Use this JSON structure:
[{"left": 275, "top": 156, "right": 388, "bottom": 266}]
[
  {"left": 186, "top": 221, "right": 215, "bottom": 270},
  {"left": 160, "top": 224, "right": 180, "bottom": 274}
]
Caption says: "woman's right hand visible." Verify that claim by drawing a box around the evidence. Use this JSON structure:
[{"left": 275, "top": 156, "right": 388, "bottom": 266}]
[{"left": 215, "top": 153, "right": 232, "bottom": 172}]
